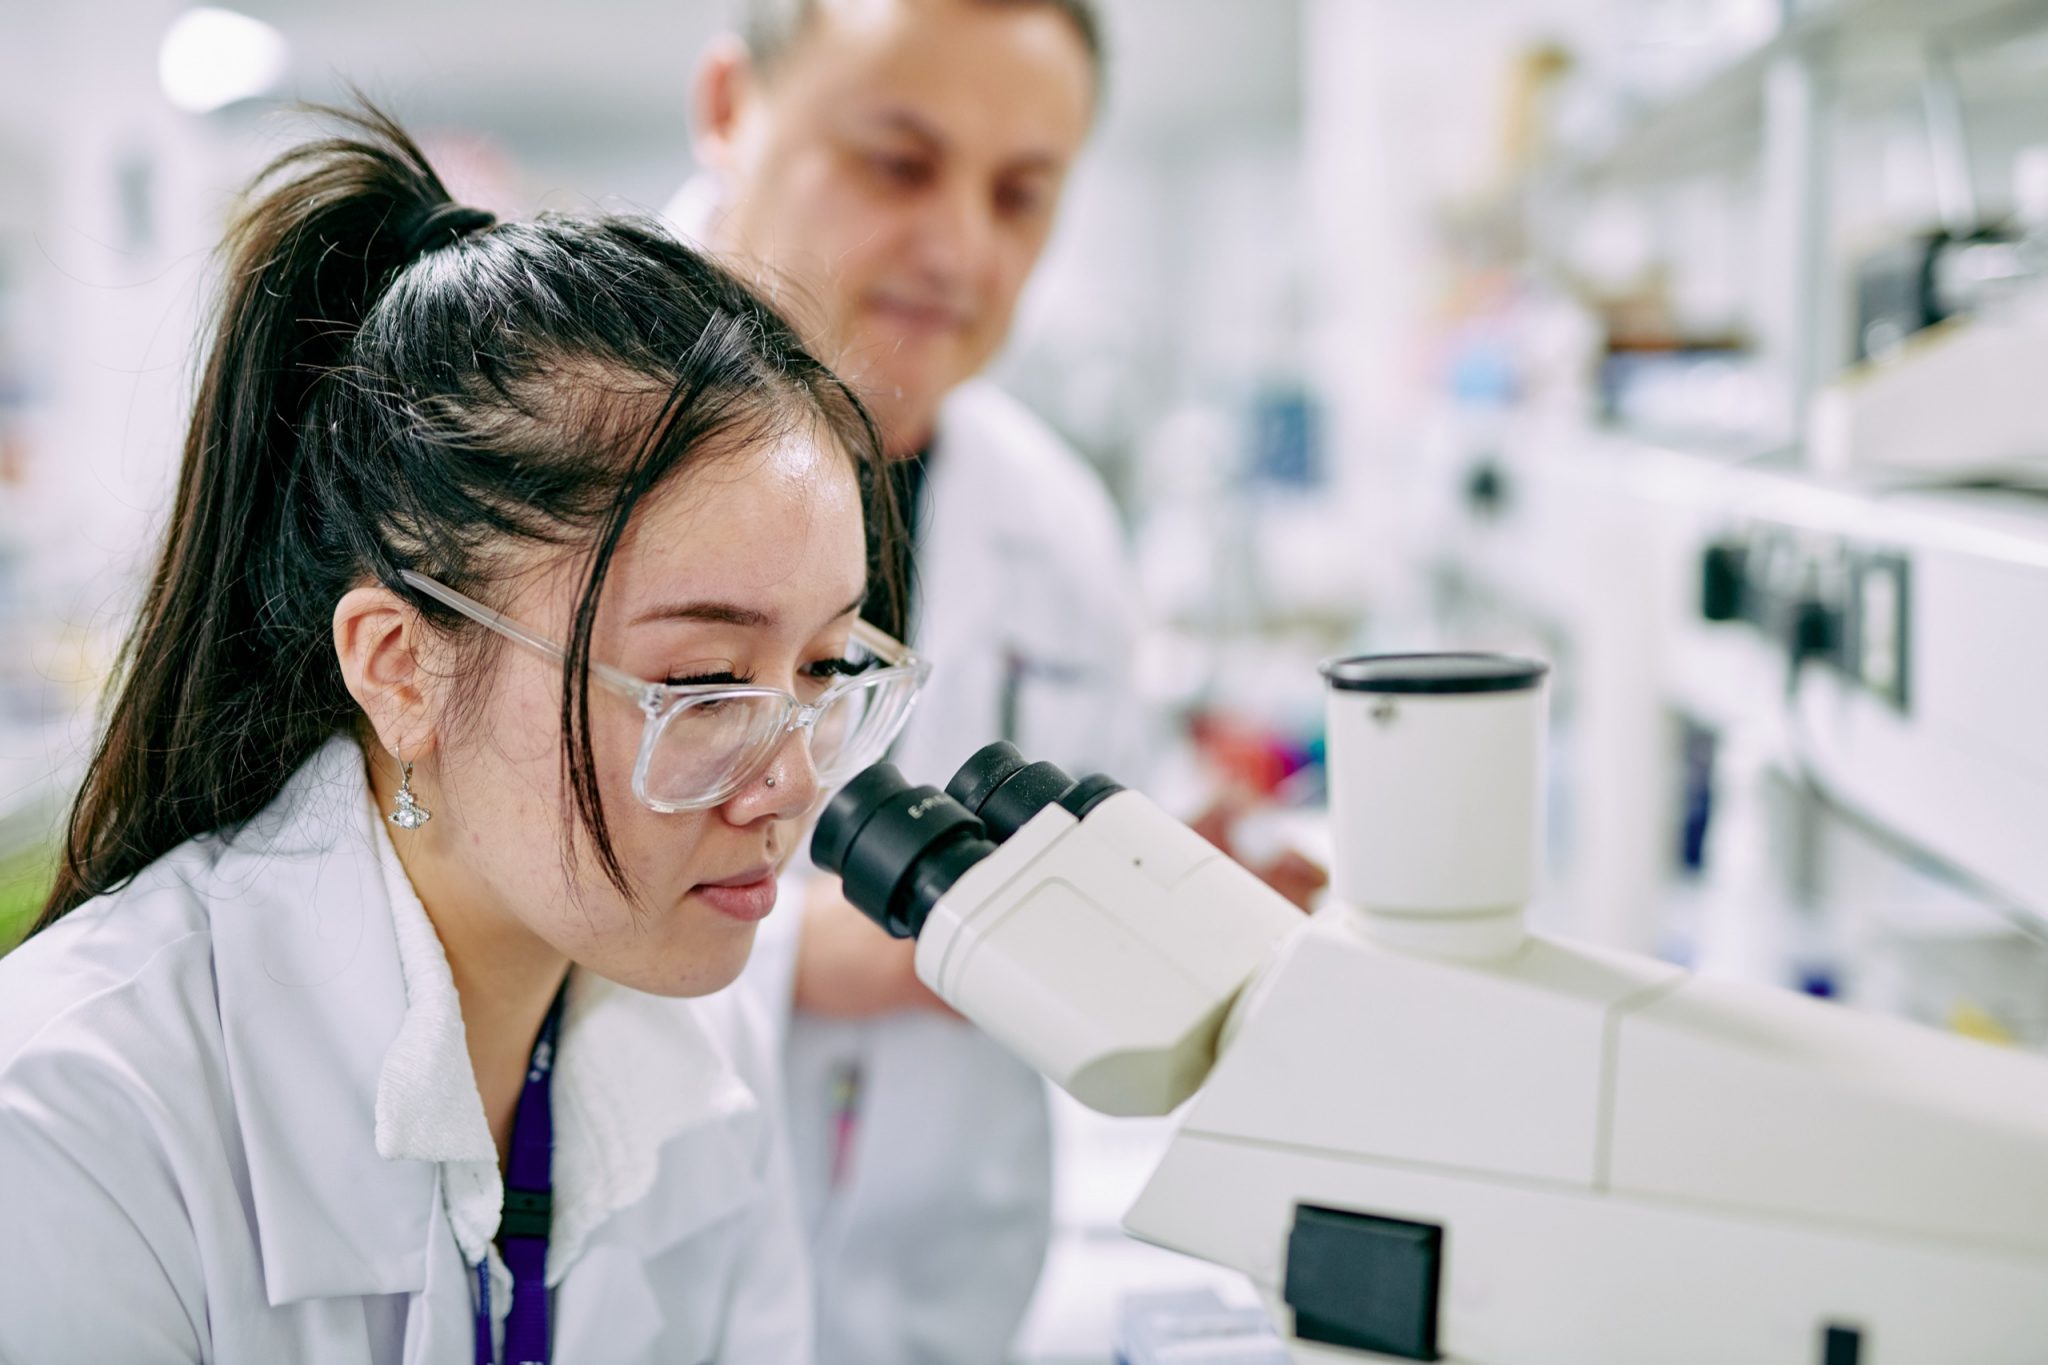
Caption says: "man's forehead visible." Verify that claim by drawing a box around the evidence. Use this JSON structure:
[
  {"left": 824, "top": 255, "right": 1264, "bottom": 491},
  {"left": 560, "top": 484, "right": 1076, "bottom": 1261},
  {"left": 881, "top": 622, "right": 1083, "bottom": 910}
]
[
  {"left": 779, "top": 1, "right": 1095, "bottom": 147},
  {"left": 780, "top": 0, "right": 1095, "bottom": 89},
  {"left": 812, "top": 0, "right": 911, "bottom": 26},
  {"left": 795, "top": 0, "right": 1084, "bottom": 44}
]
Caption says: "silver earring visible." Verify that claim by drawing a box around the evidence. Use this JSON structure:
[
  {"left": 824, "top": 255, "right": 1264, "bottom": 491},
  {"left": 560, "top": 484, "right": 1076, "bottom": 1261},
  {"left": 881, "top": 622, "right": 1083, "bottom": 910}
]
[{"left": 389, "top": 759, "right": 432, "bottom": 830}]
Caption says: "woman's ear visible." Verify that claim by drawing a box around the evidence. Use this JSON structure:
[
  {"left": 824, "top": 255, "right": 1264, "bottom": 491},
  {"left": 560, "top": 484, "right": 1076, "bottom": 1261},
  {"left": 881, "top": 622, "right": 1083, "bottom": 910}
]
[{"left": 334, "top": 586, "right": 436, "bottom": 761}]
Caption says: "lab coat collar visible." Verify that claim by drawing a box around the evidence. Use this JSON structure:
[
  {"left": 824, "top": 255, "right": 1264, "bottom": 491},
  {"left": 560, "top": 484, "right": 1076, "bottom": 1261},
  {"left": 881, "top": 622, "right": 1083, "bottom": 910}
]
[
  {"left": 211, "top": 736, "right": 767, "bottom": 1321},
  {"left": 660, "top": 172, "right": 722, "bottom": 249},
  {"left": 366, "top": 810, "right": 500, "bottom": 1277},
  {"left": 372, "top": 797, "right": 764, "bottom": 1285},
  {"left": 549, "top": 970, "right": 763, "bottom": 1278},
  {"left": 208, "top": 736, "right": 435, "bottom": 1307},
  {"left": 427, "top": 978, "right": 767, "bottom": 1365}
]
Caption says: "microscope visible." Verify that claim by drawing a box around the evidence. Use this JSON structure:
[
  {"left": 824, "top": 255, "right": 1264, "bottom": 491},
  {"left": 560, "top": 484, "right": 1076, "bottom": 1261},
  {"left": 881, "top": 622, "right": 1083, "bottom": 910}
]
[{"left": 811, "top": 653, "right": 2048, "bottom": 1364}]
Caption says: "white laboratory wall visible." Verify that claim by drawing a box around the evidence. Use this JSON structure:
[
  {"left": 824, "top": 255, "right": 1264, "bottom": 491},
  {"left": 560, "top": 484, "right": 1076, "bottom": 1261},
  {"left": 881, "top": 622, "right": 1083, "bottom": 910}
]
[
  {"left": 999, "top": 0, "right": 1304, "bottom": 503},
  {"left": 0, "top": 2, "right": 233, "bottom": 820},
  {"left": 1300, "top": 0, "right": 1616, "bottom": 621}
]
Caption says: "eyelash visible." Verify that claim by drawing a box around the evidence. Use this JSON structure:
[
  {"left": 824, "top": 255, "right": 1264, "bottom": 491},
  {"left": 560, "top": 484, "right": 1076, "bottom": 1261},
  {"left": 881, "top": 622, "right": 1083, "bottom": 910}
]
[
  {"left": 663, "top": 658, "right": 868, "bottom": 688},
  {"left": 666, "top": 668, "right": 754, "bottom": 687},
  {"left": 808, "top": 656, "right": 871, "bottom": 679}
]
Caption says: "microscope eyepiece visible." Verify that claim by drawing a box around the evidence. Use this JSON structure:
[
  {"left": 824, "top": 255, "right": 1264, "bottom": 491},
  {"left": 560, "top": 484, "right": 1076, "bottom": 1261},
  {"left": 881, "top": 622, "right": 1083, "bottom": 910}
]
[
  {"left": 810, "top": 764, "right": 996, "bottom": 940},
  {"left": 945, "top": 742, "right": 1126, "bottom": 842},
  {"left": 941, "top": 741, "right": 1032, "bottom": 820},
  {"left": 813, "top": 747, "right": 1130, "bottom": 939}
]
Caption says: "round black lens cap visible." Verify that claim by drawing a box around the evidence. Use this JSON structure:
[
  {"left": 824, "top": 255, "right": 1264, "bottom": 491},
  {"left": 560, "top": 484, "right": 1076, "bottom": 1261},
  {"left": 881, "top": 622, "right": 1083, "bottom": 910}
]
[{"left": 1319, "top": 653, "right": 1549, "bottom": 695}]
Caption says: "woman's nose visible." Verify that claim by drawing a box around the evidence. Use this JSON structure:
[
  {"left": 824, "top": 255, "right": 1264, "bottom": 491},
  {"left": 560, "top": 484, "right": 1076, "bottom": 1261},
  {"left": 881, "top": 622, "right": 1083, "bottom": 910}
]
[{"left": 726, "top": 724, "right": 823, "bottom": 825}]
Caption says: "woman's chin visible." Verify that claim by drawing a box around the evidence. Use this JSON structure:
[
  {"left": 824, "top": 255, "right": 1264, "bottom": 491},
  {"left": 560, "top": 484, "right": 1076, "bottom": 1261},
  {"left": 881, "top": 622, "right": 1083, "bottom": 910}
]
[{"left": 587, "top": 929, "right": 756, "bottom": 999}]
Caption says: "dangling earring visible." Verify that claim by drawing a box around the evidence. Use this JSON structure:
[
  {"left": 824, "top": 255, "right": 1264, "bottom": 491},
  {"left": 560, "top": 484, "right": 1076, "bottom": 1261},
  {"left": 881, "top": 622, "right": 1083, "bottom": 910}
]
[{"left": 389, "top": 757, "right": 432, "bottom": 831}]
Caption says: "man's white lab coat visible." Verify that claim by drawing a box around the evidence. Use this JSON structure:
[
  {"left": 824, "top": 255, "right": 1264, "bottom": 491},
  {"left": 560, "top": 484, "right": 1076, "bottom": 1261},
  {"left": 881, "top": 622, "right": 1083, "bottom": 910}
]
[{"left": 754, "top": 379, "right": 1144, "bottom": 1365}]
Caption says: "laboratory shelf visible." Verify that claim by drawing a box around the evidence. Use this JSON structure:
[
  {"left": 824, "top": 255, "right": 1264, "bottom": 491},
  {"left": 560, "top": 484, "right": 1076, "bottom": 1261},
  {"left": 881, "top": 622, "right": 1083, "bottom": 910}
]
[{"left": 1563, "top": 0, "right": 2048, "bottom": 184}]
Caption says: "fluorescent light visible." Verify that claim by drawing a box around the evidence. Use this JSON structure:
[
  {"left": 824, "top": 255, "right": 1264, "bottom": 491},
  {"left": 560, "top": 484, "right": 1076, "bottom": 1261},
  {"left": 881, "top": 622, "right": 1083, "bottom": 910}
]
[{"left": 158, "top": 8, "right": 289, "bottom": 115}]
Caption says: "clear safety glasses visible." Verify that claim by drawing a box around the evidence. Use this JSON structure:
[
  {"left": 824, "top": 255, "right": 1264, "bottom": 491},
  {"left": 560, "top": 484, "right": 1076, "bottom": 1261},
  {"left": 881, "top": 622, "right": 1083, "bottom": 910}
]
[{"left": 400, "top": 571, "right": 929, "bottom": 813}]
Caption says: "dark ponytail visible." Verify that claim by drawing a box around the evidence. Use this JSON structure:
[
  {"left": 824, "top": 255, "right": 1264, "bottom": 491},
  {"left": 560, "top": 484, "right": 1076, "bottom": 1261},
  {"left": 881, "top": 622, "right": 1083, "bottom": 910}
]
[{"left": 39, "top": 105, "right": 893, "bottom": 928}]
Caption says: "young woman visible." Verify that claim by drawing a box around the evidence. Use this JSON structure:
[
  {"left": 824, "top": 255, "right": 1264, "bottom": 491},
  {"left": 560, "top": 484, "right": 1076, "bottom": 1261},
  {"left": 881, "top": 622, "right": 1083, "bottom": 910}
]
[{"left": 0, "top": 107, "right": 923, "bottom": 1364}]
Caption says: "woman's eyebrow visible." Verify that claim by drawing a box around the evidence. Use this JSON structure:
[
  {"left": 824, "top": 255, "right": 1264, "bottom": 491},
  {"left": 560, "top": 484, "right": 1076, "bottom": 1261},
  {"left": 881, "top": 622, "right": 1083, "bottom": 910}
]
[
  {"left": 632, "top": 601, "right": 775, "bottom": 628},
  {"left": 631, "top": 593, "right": 866, "bottom": 629}
]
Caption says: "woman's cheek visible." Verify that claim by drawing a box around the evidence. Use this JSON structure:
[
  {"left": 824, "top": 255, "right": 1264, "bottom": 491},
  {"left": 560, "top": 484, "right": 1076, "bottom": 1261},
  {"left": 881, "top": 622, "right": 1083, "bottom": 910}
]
[{"left": 619, "top": 804, "right": 710, "bottom": 895}]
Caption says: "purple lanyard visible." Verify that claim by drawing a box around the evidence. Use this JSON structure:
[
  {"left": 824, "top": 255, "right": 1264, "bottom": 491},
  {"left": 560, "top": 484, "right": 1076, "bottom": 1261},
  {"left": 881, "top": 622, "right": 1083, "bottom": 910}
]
[{"left": 476, "top": 984, "right": 567, "bottom": 1365}]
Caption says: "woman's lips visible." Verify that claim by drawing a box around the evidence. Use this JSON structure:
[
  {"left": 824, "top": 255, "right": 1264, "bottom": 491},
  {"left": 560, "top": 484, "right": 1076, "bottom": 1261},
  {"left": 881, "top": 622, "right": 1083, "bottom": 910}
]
[{"left": 695, "top": 869, "right": 778, "bottom": 923}]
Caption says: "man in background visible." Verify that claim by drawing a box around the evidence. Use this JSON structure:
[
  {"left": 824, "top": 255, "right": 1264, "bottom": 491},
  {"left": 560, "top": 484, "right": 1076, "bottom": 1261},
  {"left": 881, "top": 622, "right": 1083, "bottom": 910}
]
[{"left": 670, "top": 3, "right": 1318, "bottom": 1359}]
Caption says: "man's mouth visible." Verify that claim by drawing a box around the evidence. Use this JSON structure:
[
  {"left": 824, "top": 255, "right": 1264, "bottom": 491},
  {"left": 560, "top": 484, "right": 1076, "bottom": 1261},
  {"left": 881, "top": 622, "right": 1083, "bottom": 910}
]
[{"left": 866, "top": 294, "right": 971, "bottom": 334}]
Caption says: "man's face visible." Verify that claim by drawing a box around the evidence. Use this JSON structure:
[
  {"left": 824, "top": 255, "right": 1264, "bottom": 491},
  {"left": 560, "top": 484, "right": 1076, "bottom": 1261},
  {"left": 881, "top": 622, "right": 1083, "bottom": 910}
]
[{"left": 700, "top": 0, "right": 1094, "bottom": 453}]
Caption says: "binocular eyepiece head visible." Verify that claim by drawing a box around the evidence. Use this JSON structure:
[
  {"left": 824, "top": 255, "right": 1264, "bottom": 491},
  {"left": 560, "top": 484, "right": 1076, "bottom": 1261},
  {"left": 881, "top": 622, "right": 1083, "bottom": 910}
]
[
  {"left": 810, "top": 742, "right": 1124, "bottom": 940},
  {"left": 941, "top": 742, "right": 1125, "bottom": 839}
]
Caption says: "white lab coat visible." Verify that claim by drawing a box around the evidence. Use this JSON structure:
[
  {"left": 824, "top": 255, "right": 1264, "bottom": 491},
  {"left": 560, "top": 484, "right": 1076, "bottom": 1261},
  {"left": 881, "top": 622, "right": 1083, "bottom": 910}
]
[
  {"left": 0, "top": 736, "right": 810, "bottom": 1364},
  {"left": 755, "top": 379, "right": 1144, "bottom": 1365}
]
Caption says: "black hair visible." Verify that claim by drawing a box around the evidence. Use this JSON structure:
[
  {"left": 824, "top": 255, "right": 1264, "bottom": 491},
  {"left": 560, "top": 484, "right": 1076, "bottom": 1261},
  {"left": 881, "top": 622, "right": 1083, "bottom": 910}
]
[
  {"left": 38, "top": 104, "right": 895, "bottom": 928},
  {"left": 742, "top": 0, "right": 1106, "bottom": 94}
]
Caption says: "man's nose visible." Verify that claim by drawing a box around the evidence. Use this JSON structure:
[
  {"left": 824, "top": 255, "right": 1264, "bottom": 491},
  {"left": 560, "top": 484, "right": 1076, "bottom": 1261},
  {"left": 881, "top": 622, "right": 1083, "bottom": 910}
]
[{"left": 908, "top": 174, "right": 992, "bottom": 289}]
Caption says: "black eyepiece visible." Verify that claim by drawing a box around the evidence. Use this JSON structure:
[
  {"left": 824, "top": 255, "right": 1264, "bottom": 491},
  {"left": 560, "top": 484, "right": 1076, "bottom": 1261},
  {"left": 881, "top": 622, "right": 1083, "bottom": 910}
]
[
  {"left": 813, "top": 748, "right": 1131, "bottom": 940},
  {"left": 944, "top": 742, "right": 1126, "bottom": 841},
  {"left": 941, "top": 741, "right": 1033, "bottom": 819},
  {"left": 810, "top": 764, "right": 996, "bottom": 940}
]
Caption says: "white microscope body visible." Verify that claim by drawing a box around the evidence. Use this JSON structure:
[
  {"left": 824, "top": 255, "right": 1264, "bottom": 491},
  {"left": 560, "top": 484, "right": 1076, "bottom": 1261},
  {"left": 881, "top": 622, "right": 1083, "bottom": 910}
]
[{"left": 811, "top": 655, "right": 2048, "bottom": 1364}]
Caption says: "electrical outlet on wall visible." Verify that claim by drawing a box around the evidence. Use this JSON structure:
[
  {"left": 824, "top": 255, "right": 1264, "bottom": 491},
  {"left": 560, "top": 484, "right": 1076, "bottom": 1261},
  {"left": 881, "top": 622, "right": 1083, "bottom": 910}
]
[{"left": 1847, "top": 550, "right": 1911, "bottom": 711}]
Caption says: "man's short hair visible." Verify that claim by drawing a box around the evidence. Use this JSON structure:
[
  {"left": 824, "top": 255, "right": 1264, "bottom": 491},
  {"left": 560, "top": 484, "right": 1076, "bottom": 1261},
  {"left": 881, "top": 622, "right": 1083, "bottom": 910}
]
[{"left": 740, "top": 0, "right": 1105, "bottom": 87}]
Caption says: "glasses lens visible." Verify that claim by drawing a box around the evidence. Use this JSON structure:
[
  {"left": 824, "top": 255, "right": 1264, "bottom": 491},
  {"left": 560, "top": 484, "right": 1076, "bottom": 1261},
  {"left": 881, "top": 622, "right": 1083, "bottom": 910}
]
[
  {"left": 639, "top": 692, "right": 790, "bottom": 809},
  {"left": 811, "top": 672, "right": 920, "bottom": 785},
  {"left": 634, "top": 656, "right": 924, "bottom": 810}
]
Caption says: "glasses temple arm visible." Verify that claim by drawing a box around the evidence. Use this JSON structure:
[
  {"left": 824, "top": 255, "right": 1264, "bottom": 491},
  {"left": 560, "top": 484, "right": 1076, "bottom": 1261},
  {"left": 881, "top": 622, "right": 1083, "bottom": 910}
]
[
  {"left": 397, "top": 570, "right": 652, "bottom": 705},
  {"left": 849, "top": 617, "right": 924, "bottom": 671}
]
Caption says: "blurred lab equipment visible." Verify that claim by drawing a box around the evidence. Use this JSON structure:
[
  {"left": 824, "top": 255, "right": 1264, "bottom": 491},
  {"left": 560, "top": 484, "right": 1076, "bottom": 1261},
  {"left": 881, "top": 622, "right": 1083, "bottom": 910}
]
[
  {"left": 1117, "top": 1290, "right": 1290, "bottom": 1365},
  {"left": 1813, "top": 164, "right": 2048, "bottom": 482},
  {"left": 812, "top": 656, "right": 2048, "bottom": 1364}
]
